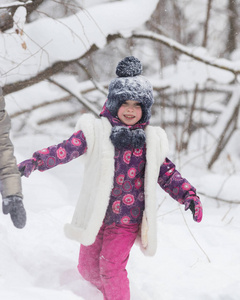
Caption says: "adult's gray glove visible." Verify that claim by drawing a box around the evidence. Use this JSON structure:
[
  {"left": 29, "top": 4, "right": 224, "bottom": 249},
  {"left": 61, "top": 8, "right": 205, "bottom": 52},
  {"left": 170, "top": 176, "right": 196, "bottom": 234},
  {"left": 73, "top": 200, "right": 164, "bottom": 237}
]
[{"left": 2, "top": 195, "right": 26, "bottom": 228}]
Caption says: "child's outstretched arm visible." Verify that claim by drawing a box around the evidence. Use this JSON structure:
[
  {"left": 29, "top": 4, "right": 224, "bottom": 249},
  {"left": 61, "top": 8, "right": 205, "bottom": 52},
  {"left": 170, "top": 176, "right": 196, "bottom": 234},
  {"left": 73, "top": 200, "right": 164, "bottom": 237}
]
[
  {"left": 18, "top": 130, "right": 87, "bottom": 177},
  {"left": 158, "top": 158, "right": 202, "bottom": 222}
]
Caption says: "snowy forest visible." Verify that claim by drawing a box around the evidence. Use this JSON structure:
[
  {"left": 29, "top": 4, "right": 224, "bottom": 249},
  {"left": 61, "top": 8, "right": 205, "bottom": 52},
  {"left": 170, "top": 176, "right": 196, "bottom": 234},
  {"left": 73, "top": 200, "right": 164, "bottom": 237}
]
[{"left": 0, "top": 0, "right": 240, "bottom": 299}]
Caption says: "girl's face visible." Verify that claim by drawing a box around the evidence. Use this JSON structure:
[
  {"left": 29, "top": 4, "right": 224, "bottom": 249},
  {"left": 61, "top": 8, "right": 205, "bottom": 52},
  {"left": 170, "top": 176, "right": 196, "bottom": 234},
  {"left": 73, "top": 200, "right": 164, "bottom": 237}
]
[{"left": 117, "top": 100, "right": 142, "bottom": 125}]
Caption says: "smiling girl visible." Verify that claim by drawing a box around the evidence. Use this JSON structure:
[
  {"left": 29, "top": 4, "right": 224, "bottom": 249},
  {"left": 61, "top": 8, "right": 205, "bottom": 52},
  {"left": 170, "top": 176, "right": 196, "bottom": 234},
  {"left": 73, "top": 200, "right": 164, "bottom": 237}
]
[{"left": 18, "top": 56, "right": 202, "bottom": 300}]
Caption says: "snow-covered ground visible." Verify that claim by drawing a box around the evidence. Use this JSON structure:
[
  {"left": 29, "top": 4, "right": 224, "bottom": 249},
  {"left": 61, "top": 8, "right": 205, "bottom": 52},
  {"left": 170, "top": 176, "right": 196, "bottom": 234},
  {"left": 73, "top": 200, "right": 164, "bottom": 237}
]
[
  {"left": 1, "top": 1, "right": 240, "bottom": 299},
  {"left": 0, "top": 131, "right": 240, "bottom": 300}
]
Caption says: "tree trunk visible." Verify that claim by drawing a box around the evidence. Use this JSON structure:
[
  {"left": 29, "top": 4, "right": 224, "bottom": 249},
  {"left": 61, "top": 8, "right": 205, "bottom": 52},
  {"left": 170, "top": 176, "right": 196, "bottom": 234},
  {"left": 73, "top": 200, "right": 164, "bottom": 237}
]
[
  {"left": 227, "top": 0, "right": 238, "bottom": 54},
  {"left": 202, "top": 0, "right": 212, "bottom": 48}
]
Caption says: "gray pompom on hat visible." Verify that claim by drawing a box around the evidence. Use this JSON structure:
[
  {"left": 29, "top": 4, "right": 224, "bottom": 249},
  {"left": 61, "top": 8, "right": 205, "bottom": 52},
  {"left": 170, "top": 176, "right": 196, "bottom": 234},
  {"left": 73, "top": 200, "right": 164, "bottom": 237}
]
[{"left": 106, "top": 56, "right": 154, "bottom": 123}]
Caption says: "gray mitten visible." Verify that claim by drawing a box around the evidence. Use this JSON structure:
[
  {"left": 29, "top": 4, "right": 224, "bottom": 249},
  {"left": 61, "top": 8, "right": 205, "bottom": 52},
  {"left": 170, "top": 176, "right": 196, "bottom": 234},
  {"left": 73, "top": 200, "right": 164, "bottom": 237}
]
[{"left": 2, "top": 195, "right": 26, "bottom": 228}]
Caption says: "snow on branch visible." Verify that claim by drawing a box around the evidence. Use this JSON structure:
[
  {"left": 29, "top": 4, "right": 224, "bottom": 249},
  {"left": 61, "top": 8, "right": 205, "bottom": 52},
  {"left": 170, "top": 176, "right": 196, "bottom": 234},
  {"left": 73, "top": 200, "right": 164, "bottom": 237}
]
[
  {"left": 0, "top": 0, "right": 159, "bottom": 87},
  {"left": 2, "top": 44, "right": 99, "bottom": 95},
  {"left": 132, "top": 31, "right": 240, "bottom": 76},
  {"left": 0, "top": 1, "right": 32, "bottom": 9}
]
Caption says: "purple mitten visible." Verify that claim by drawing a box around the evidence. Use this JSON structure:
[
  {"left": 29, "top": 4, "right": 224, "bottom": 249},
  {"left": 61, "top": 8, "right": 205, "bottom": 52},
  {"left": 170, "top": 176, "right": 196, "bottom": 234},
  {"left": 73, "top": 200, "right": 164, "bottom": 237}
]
[
  {"left": 18, "top": 158, "right": 38, "bottom": 177},
  {"left": 184, "top": 193, "right": 203, "bottom": 223}
]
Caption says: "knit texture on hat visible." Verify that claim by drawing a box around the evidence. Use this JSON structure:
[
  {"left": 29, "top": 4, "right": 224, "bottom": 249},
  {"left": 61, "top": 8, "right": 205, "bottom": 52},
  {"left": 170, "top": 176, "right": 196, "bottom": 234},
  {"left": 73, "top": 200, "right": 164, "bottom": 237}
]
[{"left": 106, "top": 56, "right": 154, "bottom": 124}]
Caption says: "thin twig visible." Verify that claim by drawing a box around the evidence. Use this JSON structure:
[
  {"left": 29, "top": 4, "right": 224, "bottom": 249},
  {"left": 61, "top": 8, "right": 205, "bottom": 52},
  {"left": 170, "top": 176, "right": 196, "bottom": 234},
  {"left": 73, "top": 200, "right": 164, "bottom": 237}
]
[
  {"left": 9, "top": 95, "right": 71, "bottom": 118},
  {"left": 76, "top": 61, "right": 108, "bottom": 96},
  {"left": 2, "top": 40, "right": 52, "bottom": 76},
  {"left": 157, "top": 208, "right": 179, "bottom": 218},
  {"left": 48, "top": 78, "right": 100, "bottom": 117},
  {"left": 179, "top": 206, "right": 211, "bottom": 263},
  {"left": 198, "top": 191, "right": 240, "bottom": 204},
  {"left": 215, "top": 172, "right": 235, "bottom": 199}
]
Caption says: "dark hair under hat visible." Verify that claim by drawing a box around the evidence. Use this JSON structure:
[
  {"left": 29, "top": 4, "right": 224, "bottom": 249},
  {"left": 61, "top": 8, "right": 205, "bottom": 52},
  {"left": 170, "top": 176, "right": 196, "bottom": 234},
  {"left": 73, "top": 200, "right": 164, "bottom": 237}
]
[{"left": 106, "top": 56, "right": 154, "bottom": 124}]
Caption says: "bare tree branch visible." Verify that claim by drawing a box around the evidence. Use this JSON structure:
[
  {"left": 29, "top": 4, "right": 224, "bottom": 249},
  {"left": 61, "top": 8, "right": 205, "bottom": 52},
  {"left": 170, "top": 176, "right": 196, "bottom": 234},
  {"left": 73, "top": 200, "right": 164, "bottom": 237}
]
[
  {"left": 202, "top": 0, "right": 212, "bottom": 48},
  {"left": 2, "top": 33, "right": 124, "bottom": 96},
  {"left": 9, "top": 95, "right": 71, "bottom": 118},
  {"left": 0, "top": 1, "right": 43, "bottom": 32},
  {"left": 227, "top": 0, "right": 238, "bottom": 54},
  {"left": 76, "top": 61, "right": 108, "bottom": 96},
  {"left": 48, "top": 78, "right": 100, "bottom": 117},
  {"left": 2, "top": 44, "right": 98, "bottom": 95},
  {"left": 181, "top": 83, "right": 199, "bottom": 150},
  {"left": 37, "top": 111, "right": 79, "bottom": 125},
  {"left": 208, "top": 99, "right": 239, "bottom": 169},
  {"left": 198, "top": 191, "right": 240, "bottom": 204},
  {"left": 0, "top": 1, "right": 33, "bottom": 10},
  {"left": 4, "top": 30, "right": 239, "bottom": 96}
]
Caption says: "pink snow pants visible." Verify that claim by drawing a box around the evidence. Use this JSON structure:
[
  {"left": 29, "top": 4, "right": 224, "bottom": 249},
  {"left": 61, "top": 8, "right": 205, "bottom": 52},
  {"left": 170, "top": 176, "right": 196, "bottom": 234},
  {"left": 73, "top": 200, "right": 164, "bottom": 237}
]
[{"left": 78, "top": 223, "right": 139, "bottom": 300}]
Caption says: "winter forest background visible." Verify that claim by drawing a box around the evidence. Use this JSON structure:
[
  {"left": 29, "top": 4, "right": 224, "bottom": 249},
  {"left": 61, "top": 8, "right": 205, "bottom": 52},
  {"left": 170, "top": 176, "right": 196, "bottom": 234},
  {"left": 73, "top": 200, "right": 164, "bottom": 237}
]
[{"left": 0, "top": 1, "right": 240, "bottom": 299}]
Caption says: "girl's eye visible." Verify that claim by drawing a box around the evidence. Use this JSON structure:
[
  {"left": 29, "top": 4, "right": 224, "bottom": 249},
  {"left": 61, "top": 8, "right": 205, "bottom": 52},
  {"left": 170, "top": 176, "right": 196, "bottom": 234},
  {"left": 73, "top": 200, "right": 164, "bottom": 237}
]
[{"left": 121, "top": 102, "right": 141, "bottom": 108}]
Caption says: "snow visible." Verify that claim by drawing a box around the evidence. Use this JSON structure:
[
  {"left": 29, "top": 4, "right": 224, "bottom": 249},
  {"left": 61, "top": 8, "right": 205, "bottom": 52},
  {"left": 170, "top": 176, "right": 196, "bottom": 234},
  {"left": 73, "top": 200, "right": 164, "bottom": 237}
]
[
  {"left": 0, "top": 0, "right": 159, "bottom": 86},
  {"left": 1, "top": 0, "right": 240, "bottom": 299},
  {"left": 134, "top": 30, "right": 240, "bottom": 79},
  {"left": 1, "top": 104, "right": 240, "bottom": 300},
  {"left": 0, "top": 1, "right": 32, "bottom": 9},
  {"left": 1, "top": 139, "right": 240, "bottom": 300},
  {"left": 12, "top": 6, "right": 27, "bottom": 30}
]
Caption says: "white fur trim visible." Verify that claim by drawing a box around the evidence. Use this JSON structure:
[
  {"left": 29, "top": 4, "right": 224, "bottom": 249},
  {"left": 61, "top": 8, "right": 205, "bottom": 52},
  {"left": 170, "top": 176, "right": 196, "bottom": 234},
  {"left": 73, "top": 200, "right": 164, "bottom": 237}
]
[
  {"left": 139, "top": 125, "right": 169, "bottom": 256},
  {"left": 64, "top": 115, "right": 169, "bottom": 256},
  {"left": 64, "top": 114, "right": 115, "bottom": 245},
  {"left": 141, "top": 211, "right": 148, "bottom": 248}
]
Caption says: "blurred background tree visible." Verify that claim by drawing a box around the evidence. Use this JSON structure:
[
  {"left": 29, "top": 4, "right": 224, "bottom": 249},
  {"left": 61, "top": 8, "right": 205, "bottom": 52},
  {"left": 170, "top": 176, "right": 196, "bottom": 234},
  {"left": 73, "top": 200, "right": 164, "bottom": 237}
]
[{"left": 0, "top": 0, "right": 239, "bottom": 171}]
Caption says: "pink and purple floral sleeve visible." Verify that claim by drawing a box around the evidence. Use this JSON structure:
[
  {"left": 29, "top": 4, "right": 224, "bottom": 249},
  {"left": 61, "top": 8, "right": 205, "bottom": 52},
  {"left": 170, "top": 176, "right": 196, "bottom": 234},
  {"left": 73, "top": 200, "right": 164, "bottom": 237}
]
[
  {"left": 158, "top": 158, "right": 203, "bottom": 222},
  {"left": 158, "top": 158, "right": 196, "bottom": 202},
  {"left": 32, "top": 130, "right": 87, "bottom": 171}
]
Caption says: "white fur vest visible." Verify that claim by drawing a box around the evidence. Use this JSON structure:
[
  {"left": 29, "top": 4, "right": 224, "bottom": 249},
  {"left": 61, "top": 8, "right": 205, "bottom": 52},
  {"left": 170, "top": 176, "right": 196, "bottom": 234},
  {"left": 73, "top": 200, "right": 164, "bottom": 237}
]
[{"left": 64, "top": 114, "right": 169, "bottom": 256}]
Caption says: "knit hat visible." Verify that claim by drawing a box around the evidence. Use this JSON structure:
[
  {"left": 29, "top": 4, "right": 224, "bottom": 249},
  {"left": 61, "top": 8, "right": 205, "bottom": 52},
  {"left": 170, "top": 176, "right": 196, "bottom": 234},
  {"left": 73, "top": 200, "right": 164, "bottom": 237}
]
[{"left": 106, "top": 56, "right": 154, "bottom": 124}]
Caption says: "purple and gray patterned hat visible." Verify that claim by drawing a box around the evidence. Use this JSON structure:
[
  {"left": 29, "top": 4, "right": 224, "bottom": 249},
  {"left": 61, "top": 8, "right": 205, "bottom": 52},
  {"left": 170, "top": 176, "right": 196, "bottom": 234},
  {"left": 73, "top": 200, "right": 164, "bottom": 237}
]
[{"left": 106, "top": 56, "right": 154, "bottom": 124}]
